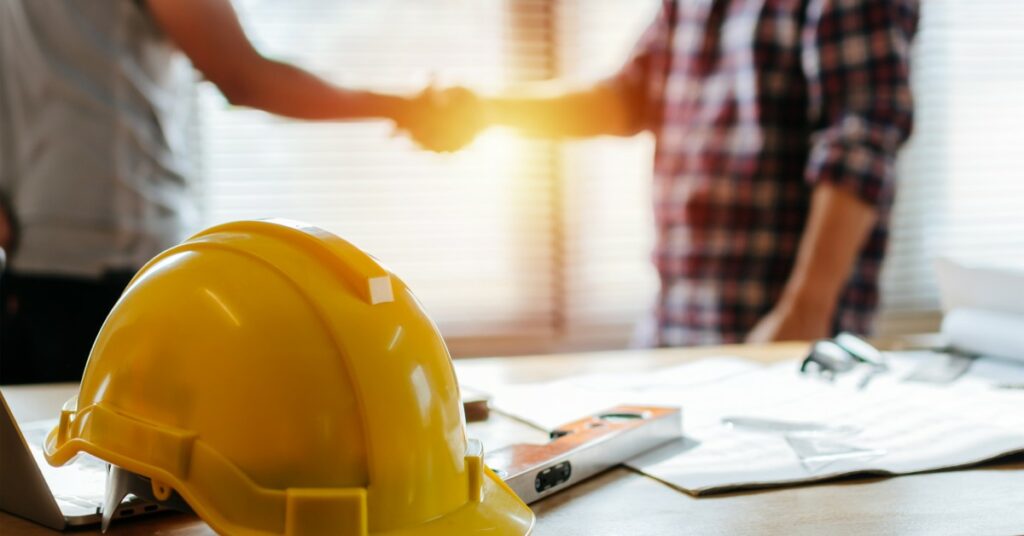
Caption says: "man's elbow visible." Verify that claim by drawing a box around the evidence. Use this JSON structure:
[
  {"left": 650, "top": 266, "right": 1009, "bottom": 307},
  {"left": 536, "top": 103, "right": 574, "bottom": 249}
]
[
  {"left": 203, "top": 55, "right": 266, "bottom": 108},
  {"left": 612, "top": 113, "right": 648, "bottom": 137},
  {"left": 213, "top": 75, "right": 257, "bottom": 108},
  {"left": 607, "top": 92, "right": 648, "bottom": 136}
]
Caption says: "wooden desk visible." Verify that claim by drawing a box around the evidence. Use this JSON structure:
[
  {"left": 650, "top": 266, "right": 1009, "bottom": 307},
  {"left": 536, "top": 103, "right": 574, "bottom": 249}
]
[{"left": 3, "top": 343, "right": 1023, "bottom": 535}]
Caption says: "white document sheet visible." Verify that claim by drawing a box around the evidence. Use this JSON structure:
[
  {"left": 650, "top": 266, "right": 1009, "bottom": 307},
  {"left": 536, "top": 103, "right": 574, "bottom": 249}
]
[{"left": 470, "top": 356, "right": 1024, "bottom": 494}]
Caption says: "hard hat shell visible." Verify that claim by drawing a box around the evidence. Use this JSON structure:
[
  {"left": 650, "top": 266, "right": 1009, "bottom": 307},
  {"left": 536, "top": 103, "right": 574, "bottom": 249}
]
[{"left": 44, "top": 220, "right": 534, "bottom": 536}]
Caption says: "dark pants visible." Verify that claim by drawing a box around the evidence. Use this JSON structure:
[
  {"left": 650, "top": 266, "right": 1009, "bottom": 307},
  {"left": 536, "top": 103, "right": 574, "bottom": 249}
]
[{"left": 1, "top": 270, "right": 135, "bottom": 384}]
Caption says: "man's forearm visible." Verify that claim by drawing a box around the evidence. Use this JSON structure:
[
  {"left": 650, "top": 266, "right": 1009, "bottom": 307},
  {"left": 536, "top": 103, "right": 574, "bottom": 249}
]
[
  {"left": 483, "top": 82, "right": 642, "bottom": 139},
  {"left": 779, "top": 183, "right": 878, "bottom": 319},
  {"left": 145, "top": 0, "right": 409, "bottom": 124},
  {"left": 223, "top": 58, "right": 409, "bottom": 122}
]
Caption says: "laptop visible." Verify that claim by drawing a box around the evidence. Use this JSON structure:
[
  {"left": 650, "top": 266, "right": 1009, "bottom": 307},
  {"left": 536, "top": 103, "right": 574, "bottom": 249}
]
[{"left": 0, "top": 391, "right": 165, "bottom": 530}]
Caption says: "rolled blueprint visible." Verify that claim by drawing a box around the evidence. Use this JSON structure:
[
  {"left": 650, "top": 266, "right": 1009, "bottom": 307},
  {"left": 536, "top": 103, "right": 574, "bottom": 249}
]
[{"left": 942, "top": 308, "right": 1024, "bottom": 363}]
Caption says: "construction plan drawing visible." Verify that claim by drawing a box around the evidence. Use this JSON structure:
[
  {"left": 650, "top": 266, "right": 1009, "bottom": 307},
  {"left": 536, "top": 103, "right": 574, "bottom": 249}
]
[{"left": 464, "top": 354, "right": 1024, "bottom": 494}]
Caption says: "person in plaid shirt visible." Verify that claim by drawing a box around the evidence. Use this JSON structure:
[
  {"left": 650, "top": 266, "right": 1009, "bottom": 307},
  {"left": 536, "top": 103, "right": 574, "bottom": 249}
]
[{"left": 411, "top": 0, "right": 919, "bottom": 345}]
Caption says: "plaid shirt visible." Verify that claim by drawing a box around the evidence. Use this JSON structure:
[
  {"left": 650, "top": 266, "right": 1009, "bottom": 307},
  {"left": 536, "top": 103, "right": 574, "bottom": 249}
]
[{"left": 618, "top": 0, "right": 918, "bottom": 346}]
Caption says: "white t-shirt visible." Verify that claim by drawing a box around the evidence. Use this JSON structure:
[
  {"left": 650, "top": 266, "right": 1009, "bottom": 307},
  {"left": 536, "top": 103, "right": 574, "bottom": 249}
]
[{"left": 0, "top": 0, "right": 198, "bottom": 277}]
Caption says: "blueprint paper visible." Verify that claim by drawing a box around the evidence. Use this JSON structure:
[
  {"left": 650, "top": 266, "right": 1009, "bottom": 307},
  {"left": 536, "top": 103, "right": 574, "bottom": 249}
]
[
  {"left": 468, "top": 356, "right": 1024, "bottom": 494},
  {"left": 942, "top": 309, "right": 1024, "bottom": 364}
]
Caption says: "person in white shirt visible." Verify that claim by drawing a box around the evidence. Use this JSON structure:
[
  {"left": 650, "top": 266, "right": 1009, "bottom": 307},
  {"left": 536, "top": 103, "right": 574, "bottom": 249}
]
[{"left": 0, "top": 0, "right": 477, "bottom": 383}]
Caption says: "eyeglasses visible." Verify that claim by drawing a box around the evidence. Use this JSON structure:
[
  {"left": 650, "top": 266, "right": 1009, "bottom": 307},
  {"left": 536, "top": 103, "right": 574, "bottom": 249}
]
[{"left": 801, "top": 332, "right": 888, "bottom": 385}]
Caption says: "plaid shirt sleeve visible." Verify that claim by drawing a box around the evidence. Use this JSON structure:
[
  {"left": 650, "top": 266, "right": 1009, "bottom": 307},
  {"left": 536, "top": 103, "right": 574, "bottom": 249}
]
[
  {"left": 608, "top": 1, "right": 674, "bottom": 132},
  {"left": 802, "top": 0, "right": 919, "bottom": 206}
]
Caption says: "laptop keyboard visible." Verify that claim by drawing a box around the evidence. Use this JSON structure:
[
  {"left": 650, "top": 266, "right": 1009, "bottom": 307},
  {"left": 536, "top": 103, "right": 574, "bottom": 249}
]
[
  {"left": 21, "top": 420, "right": 108, "bottom": 514},
  {"left": 55, "top": 495, "right": 101, "bottom": 514}
]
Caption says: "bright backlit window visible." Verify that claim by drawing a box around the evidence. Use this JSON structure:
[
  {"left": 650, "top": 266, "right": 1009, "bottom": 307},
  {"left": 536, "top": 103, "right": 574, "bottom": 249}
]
[{"left": 197, "top": 0, "right": 657, "bottom": 355}]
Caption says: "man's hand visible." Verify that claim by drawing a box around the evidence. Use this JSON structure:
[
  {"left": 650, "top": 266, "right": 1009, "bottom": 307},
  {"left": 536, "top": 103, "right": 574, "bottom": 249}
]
[
  {"left": 395, "top": 77, "right": 648, "bottom": 152},
  {"left": 746, "top": 183, "right": 877, "bottom": 343},
  {"left": 397, "top": 86, "right": 486, "bottom": 153},
  {"left": 746, "top": 294, "right": 833, "bottom": 343}
]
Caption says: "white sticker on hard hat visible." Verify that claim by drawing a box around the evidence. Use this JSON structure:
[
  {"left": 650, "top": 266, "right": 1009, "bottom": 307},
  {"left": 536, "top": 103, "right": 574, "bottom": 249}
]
[{"left": 368, "top": 275, "right": 394, "bottom": 304}]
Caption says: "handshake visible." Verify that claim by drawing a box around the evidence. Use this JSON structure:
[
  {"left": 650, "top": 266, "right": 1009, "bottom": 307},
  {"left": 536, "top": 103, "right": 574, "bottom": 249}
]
[{"left": 393, "top": 86, "right": 489, "bottom": 153}]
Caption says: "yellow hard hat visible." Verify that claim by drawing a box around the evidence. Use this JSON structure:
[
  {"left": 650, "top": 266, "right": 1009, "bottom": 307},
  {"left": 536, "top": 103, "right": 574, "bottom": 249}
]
[{"left": 44, "top": 219, "right": 534, "bottom": 536}]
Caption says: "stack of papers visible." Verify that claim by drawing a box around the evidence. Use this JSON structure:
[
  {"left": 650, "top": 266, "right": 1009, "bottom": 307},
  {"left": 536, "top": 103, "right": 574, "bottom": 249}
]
[{"left": 469, "top": 354, "right": 1024, "bottom": 494}]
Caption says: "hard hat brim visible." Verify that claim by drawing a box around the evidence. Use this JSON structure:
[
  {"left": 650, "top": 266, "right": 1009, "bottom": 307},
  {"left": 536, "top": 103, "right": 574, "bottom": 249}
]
[{"left": 46, "top": 424, "right": 533, "bottom": 535}]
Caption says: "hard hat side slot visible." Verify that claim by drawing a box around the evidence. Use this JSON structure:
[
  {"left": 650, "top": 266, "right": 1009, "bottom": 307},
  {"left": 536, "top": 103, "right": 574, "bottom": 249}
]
[
  {"left": 466, "top": 438, "right": 484, "bottom": 503},
  {"left": 285, "top": 488, "right": 368, "bottom": 536}
]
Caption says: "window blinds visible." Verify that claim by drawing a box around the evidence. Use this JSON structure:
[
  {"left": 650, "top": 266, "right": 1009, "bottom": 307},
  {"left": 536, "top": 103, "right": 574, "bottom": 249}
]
[
  {"left": 197, "top": 0, "right": 562, "bottom": 354},
  {"left": 198, "top": 0, "right": 664, "bottom": 356},
  {"left": 554, "top": 0, "right": 661, "bottom": 348},
  {"left": 877, "top": 0, "right": 1024, "bottom": 335}
]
